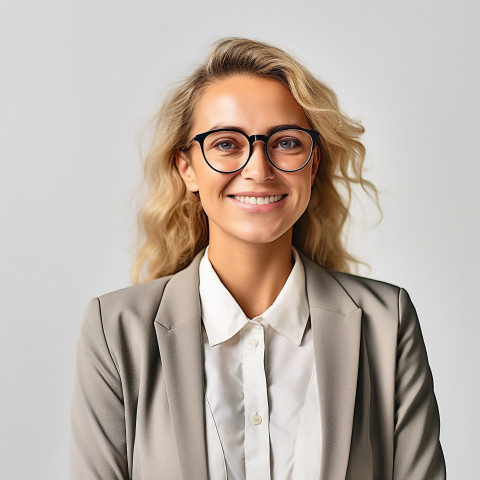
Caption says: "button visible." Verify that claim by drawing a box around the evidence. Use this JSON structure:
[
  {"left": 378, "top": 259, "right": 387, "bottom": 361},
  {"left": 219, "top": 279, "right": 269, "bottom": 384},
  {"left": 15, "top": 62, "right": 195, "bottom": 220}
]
[
  {"left": 249, "top": 338, "right": 259, "bottom": 348},
  {"left": 252, "top": 414, "right": 263, "bottom": 425}
]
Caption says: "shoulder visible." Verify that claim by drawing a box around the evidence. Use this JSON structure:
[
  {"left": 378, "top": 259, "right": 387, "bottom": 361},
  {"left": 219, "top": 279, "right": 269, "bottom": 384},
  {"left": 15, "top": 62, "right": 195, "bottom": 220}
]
[
  {"left": 328, "top": 270, "right": 401, "bottom": 308},
  {"left": 326, "top": 270, "right": 418, "bottom": 330},
  {"left": 79, "top": 276, "right": 173, "bottom": 350},
  {"left": 299, "top": 251, "right": 414, "bottom": 335},
  {"left": 298, "top": 251, "right": 415, "bottom": 326},
  {"left": 77, "top": 276, "right": 174, "bottom": 375},
  {"left": 96, "top": 275, "right": 173, "bottom": 322},
  {"left": 299, "top": 250, "right": 403, "bottom": 309}
]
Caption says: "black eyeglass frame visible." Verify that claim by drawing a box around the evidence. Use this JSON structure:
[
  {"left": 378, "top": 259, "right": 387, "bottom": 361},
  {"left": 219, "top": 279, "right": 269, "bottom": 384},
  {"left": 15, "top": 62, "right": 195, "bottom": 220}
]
[{"left": 186, "top": 127, "right": 320, "bottom": 173}]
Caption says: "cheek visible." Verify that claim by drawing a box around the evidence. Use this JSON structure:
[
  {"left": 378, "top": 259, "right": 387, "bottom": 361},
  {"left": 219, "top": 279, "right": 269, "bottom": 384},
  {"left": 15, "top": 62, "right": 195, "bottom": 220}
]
[
  {"left": 194, "top": 171, "right": 231, "bottom": 206},
  {"left": 292, "top": 172, "right": 314, "bottom": 201}
]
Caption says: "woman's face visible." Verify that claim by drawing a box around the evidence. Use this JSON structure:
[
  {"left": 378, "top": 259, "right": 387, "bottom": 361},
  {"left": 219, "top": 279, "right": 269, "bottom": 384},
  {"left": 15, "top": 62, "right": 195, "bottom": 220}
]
[{"left": 177, "top": 74, "right": 319, "bottom": 248}]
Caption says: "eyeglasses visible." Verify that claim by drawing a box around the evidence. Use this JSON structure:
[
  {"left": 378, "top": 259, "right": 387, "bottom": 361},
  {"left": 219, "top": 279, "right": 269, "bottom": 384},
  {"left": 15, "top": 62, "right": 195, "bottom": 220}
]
[{"left": 185, "top": 127, "right": 320, "bottom": 173}]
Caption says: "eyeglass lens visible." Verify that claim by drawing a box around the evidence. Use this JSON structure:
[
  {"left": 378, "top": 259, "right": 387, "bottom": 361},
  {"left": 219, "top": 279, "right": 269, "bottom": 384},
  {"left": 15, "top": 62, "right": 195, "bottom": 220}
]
[{"left": 201, "top": 129, "right": 313, "bottom": 172}]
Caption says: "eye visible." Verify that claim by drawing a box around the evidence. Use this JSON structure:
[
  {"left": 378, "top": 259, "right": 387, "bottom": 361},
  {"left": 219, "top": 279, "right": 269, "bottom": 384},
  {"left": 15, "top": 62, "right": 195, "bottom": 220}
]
[
  {"left": 214, "top": 140, "right": 238, "bottom": 151},
  {"left": 274, "top": 137, "right": 301, "bottom": 149}
]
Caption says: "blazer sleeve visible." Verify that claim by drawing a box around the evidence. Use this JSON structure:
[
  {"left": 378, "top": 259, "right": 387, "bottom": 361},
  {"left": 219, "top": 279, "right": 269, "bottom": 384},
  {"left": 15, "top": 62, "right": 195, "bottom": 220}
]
[
  {"left": 70, "top": 298, "right": 129, "bottom": 480},
  {"left": 393, "top": 288, "right": 446, "bottom": 479}
]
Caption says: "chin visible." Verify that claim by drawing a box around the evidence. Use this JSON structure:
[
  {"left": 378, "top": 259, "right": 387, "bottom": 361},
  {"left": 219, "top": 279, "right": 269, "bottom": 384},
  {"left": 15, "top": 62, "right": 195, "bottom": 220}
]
[{"left": 234, "top": 227, "right": 292, "bottom": 246}]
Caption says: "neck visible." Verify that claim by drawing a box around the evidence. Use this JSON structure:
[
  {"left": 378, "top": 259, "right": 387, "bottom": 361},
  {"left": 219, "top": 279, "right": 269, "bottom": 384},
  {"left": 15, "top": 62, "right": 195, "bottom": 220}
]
[{"left": 207, "top": 231, "right": 294, "bottom": 319}]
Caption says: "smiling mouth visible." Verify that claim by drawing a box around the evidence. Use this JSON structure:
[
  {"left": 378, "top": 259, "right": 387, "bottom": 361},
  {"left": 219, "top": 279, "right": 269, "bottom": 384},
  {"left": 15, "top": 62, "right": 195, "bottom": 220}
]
[{"left": 230, "top": 194, "right": 286, "bottom": 205}]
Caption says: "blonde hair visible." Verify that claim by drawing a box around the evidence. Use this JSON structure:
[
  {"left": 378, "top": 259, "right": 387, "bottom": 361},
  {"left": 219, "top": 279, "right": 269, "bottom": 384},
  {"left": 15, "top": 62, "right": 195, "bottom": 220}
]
[{"left": 132, "top": 37, "right": 379, "bottom": 283}]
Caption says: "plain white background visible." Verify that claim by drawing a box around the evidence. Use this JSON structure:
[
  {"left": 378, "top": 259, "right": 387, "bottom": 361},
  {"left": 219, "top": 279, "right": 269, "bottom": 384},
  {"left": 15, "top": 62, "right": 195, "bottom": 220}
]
[{"left": 1, "top": 0, "right": 478, "bottom": 478}]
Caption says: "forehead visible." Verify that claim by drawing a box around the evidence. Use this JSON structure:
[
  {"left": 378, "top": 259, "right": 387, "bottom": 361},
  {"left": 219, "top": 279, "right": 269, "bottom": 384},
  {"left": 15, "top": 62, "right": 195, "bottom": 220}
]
[{"left": 191, "top": 74, "right": 310, "bottom": 135}]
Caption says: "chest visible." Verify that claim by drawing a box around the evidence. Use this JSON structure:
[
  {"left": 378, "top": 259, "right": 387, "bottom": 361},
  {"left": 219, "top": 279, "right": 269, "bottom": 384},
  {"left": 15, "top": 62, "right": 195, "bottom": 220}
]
[{"left": 204, "top": 323, "right": 319, "bottom": 479}]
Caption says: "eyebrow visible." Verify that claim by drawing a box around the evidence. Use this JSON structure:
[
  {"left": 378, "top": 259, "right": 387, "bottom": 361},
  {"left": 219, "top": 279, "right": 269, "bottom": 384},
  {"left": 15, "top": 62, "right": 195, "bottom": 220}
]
[{"left": 208, "top": 124, "right": 306, "bottom": 136}]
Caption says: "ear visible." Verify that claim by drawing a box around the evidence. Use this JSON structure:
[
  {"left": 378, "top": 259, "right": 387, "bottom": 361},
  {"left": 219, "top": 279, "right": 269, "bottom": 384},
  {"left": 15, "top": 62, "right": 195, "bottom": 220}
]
[
  {"left": 175, "top": 151, "right": 199, "bottom": 192},
  {"left": 310, "top": 145, "right": 321, "bottom": 186}
]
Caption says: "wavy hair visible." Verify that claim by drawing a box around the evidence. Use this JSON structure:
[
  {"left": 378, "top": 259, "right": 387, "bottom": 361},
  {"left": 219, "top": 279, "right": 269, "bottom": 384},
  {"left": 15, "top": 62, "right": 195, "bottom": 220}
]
[{"left": 132, "top": 37, "right": 380, "bottom": 283}]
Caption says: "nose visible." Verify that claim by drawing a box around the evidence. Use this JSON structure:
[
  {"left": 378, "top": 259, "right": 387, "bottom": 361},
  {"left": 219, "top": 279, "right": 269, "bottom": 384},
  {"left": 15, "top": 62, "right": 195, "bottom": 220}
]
[{"left": 241, "top": 141, "right": 275, "bottom": 182}]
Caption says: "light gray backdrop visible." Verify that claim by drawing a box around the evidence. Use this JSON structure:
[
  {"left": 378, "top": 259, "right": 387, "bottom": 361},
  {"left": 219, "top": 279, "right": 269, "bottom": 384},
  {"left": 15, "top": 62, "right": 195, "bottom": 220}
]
[{"left": 1, "top": 0, "right": 479, "bottom": 478}]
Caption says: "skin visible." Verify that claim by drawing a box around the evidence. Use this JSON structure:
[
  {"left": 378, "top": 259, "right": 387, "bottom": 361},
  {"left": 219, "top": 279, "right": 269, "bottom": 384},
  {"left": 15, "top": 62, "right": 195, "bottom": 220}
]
[{"left": 176, "top": 75, "right": 320, "bottom": 318}]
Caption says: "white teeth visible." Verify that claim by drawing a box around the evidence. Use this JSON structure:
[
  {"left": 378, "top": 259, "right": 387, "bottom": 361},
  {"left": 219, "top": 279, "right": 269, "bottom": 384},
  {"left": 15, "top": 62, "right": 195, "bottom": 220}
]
[{"left": 233, "top": 195, "right": 284, "bottom": 205}]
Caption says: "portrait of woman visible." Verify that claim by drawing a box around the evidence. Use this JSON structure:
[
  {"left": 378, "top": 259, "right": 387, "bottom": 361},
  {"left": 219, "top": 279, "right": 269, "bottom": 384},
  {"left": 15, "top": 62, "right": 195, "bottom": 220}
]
[{"left": 68, "top": 38, "right": 446, "bottom": 479}]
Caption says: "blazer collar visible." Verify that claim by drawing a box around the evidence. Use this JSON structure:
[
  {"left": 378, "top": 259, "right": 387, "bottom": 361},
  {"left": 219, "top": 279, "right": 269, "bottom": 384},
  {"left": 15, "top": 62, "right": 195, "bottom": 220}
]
[{"left": 154, "top": 249, "right": 362, "bottom": 480}]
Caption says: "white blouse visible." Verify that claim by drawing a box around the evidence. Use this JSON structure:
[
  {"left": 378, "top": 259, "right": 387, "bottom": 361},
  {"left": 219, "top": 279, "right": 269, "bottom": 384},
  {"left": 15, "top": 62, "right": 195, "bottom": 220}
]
[{"left": 199, "top": 248, "right": 322, "bottom": 479}]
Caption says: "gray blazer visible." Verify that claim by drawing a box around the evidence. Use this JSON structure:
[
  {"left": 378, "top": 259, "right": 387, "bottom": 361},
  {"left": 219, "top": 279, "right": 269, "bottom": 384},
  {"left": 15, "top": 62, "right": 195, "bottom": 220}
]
[{"left": 70, "top": 251, "right": 446, "bottom": 479}]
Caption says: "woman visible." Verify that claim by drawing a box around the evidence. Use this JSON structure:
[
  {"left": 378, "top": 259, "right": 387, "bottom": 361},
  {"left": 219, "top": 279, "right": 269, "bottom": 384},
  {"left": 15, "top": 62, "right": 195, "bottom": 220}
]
[{"left": 70, "top": 38, "right": 446, "bottom": 479}]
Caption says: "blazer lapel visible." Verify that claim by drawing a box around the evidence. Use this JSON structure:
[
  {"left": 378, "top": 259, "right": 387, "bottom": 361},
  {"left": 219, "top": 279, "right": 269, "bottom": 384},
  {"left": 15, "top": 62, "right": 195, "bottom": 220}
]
[
  {"left": 154, "top": 252, "right": 209, "bottom": 480},
  {"left": 301, "top": 254, "right": 362, "bottom": 480}
]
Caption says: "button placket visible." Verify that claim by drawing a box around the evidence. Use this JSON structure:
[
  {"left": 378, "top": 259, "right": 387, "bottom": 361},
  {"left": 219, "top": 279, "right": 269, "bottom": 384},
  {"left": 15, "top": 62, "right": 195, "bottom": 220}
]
[{"left": 242, "top": 320, "right": 270, "bottom": 477}]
